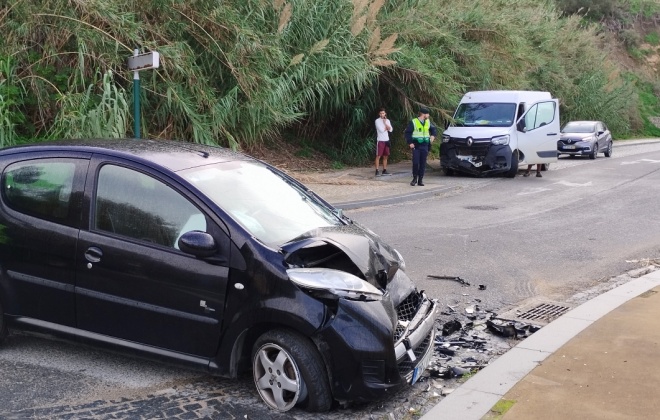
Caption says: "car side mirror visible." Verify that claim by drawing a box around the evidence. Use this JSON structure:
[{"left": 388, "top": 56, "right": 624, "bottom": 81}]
[
  {"left": 597, "top": 130, "right": 604, "bottom": 135},
  {"left": 516, "top": 120, "right": 526, "bottom": 133},
  {"left": 178, "top": 230, "right": 217, "bottom": 258}
]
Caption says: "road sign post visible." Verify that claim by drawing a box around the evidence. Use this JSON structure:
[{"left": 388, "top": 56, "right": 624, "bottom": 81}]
[{"left": 128, "top": 50, "right": 160, "bottom": 139}]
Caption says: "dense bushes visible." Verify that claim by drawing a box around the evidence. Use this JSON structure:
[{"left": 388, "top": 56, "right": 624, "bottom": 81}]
[{"left": 0, "top": 0, "right": 653, "bottom": 162}]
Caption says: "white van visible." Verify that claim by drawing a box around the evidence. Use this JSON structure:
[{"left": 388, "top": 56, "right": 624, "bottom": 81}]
[{"left": 440, "top": 91, "right": 559, "bottom": 177}]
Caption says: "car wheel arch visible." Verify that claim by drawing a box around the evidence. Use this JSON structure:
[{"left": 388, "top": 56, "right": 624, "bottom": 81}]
[{"left": 219, "top": 310, "right": 328, "bottom": 377}]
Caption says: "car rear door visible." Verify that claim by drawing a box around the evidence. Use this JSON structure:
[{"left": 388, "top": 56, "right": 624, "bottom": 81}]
[
  {"left": 0, "top": 152, "right": 89, "bottom": 326},
  {"left": 75, "top": 156, "right": 229, "bottom": 358},
  {"left": 517, "top": 99, "right": 560, "bottom": 165},
  {"left": 596, "top": 122, "right": 608, "bottom": 150}
]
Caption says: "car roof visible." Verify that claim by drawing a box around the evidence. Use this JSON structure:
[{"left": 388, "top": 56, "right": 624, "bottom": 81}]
[
  {"left": 461, "top": 90, "right": 552, "bottom": 103},
  {"left": 564, "top": 121, "right": 599, "bottom": 125},
  {"left": 0, "top": 138, "right": 252, "bottom": 172}
]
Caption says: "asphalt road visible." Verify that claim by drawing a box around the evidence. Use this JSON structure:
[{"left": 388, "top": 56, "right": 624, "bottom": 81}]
[
  {"left": 347, "top": 141, "right": 660, "bottom": 316},
  {"left": 1, "top": 141, "right": 659, "bottom": 419}
]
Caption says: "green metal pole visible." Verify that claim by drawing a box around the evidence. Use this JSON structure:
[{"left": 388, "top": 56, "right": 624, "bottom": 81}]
[{"left": 133, "top": 49, "right": 140, "bottom": 139}]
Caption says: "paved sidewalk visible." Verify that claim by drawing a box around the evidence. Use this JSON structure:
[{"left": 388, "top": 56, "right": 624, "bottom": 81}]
[
  {"left": 421, "top": 268, "right": 660, "bottom": 420},
  {"left": 293, "top": 158, "right": 447, "bottom": 210}
]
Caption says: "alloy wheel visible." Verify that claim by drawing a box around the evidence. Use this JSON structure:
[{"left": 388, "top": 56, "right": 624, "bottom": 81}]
[{"left": 253, "top": 342, "right": 302, "bottom": 411}]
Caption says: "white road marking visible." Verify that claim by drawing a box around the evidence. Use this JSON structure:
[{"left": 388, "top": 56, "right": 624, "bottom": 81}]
[
  {"left": 517, "top": 188, "right": 552, "bottom": 195},
  {"left": 620, "top": 159, "right": 660, "bottom": 165},
  {"left": 554, "top": 180, "right": 593, "bottom": 187}
]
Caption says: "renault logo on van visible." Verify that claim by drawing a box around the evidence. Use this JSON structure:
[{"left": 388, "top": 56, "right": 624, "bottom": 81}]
[{"left": 466, "top": 137, "right": 473, "bottom": 146}]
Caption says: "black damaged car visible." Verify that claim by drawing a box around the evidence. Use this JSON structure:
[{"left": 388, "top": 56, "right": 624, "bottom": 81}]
[{"left": 0, "top": 139, "right": 437, "bottom": 412}]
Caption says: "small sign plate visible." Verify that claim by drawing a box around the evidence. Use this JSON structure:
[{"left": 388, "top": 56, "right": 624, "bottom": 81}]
[{"left": 128, "top": 52, "right": 160, "bottom": 71}]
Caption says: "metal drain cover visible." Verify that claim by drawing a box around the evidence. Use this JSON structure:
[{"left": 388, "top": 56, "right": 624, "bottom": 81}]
[{"left": 496, "top": 299, "right": 574, "bottom": 326}]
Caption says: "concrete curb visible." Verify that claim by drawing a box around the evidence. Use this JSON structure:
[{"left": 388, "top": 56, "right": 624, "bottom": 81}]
[{"left": 420, "top": 269, "right": 660, "bottom": 420}]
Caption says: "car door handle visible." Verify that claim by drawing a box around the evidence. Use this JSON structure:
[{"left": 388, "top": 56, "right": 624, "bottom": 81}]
[
  {"left": 200, "top": 300, "right": 216, "bottom": 313},
  {"left": 84, "top": 247, "right": 103, "bottom": 263},
  {"left": 547, "top": 133, "right": 557, "bottom": 136}
]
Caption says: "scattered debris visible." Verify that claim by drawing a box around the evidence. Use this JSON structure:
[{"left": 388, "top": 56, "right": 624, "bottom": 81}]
[
  {"left": 442, "top": 320, "right": 462, "bottom": 336},
  {"left": 479, "top": 284, "right": 487, "bottom": 290},
  {"left": 415, "top": 287, "right": 546, "bottom": 398},
  {"left": 427, "top": 275, "right": 471, "bottom": 286},
  {"left": 451, "top": 366, "right": 471, "bottom": 377},
  {"left": 486, "top": 320, "right": 518, "bottom": 337}
]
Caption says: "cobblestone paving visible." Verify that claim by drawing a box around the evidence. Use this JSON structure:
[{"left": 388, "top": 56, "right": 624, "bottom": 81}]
[{"left": 0, "top": 372, "right": 453, "bottom": 419}]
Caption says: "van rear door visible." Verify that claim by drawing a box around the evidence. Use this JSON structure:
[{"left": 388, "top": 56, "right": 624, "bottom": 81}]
[{"left": 517, "top": 99, "right": 560, "bottom": 165}]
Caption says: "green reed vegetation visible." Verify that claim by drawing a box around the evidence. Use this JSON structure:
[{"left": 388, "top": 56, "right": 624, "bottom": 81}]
[{"left": 0, "top": 0, "right": 658, "bottom": 163}]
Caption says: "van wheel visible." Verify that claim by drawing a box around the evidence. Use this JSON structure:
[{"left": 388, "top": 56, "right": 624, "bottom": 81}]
[
  {"left": 604, "top": 141, "right": 613, "bottom": 157},
  {"left": 252, "top": 330, "right": 332, "bottom": 412},
  {"left": 505, "top": 151, "right": 519, "bottom": 178},
  {"left": 589, "top": 144, "right": 598, "bottom": 160}
]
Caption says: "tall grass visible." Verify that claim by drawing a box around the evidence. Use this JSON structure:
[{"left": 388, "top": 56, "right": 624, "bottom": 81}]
[
  {"left": 0, "top": 0, "right": 651, "bottom": 164},
  {"left": 52, "top": 70, "right": 129, "bottom": 139}
]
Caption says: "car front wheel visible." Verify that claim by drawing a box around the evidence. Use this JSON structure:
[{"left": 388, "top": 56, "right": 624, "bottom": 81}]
[
  {"left": 252, "top": 329, "right": 332, "bottom": 412},
  {"left": 604, "top": 141, "right": 613, "bottom": 157},
  {"left": 589, "top": 143, "right": 598, "bottom": 160}
]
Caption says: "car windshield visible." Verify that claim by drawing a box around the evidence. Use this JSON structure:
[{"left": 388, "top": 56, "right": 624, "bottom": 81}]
[
  {"left": 453, "top": 103, "right": 516, "bottom": 127},
  {"left": 179, "top": 161, "right": 341, "bottom": 245},
  {"left": 562, "top": 123, "right": 595, "bottom": 133}
]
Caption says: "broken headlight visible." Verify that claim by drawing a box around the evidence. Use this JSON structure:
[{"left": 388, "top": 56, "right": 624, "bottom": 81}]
[
  {"left": 491, "top": 134, "right": 509, "bottom": 145},
  {"left": 287, "top": 268, "right": 383, "bottom": 301},
  {"left": 393, "top": 248, "right": 406, "bottom": 271}
]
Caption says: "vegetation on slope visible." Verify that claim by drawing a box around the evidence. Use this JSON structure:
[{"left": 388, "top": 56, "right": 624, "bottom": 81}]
[{"left": 0, "top": 0, "right": 658, "bottom": 164}]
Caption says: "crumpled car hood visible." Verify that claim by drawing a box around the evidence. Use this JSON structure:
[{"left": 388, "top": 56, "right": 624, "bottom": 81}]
[{"left": 281, "top": 224, "right": 405, "bottom": 290}]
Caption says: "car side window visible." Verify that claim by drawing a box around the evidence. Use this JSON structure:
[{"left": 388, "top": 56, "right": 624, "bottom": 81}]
[
  {"left": 94, "top": 164, "right": 206, "bottom": 249},
  {"left": 2, "top": 160, "right": 77, "bottom": 221},
  {"left": 524, "top": 102, "right": 556, "bottom": 131}
]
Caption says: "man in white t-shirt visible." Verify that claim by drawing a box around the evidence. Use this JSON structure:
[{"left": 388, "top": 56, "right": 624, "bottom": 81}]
[{"left": 374, "top": 108, "right": 393, "bottom": 176}]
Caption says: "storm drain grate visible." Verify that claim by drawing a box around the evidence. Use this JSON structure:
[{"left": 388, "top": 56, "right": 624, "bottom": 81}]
[
  {"left": 497, "top": 300, "right": 574, "bottom": 326},
  {"left": 518, "top": 303, "right": 570, "bottom": 322}
]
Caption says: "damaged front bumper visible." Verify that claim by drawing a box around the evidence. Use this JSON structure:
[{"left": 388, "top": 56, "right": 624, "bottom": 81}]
[
  {"left": 281, "top": 226, "right": 437, "bottom": 402},
  {"left": 316, "top": 282, "right": 437, "bottom": 402},
  {"left": 441, "top": 141, "right": 513, "bottom": 176},
  {"left": 393, "top": 292, "right": 437, "bottom": 385}
]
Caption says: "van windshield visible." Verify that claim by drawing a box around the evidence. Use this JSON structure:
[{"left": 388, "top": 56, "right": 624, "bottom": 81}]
[{"left": 453, "top": 103, "right": 516, "bottom": 127}]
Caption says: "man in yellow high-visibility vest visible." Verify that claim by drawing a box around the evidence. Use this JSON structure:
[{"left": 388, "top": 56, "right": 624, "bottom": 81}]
[{"left": 404, "top": 107, "right": 437, "bottom": 186}]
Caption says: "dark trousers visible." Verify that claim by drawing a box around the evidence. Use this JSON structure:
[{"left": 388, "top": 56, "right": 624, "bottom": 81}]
[{"left": 412, "top": 143, "right": 430, "bottom": 177}]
